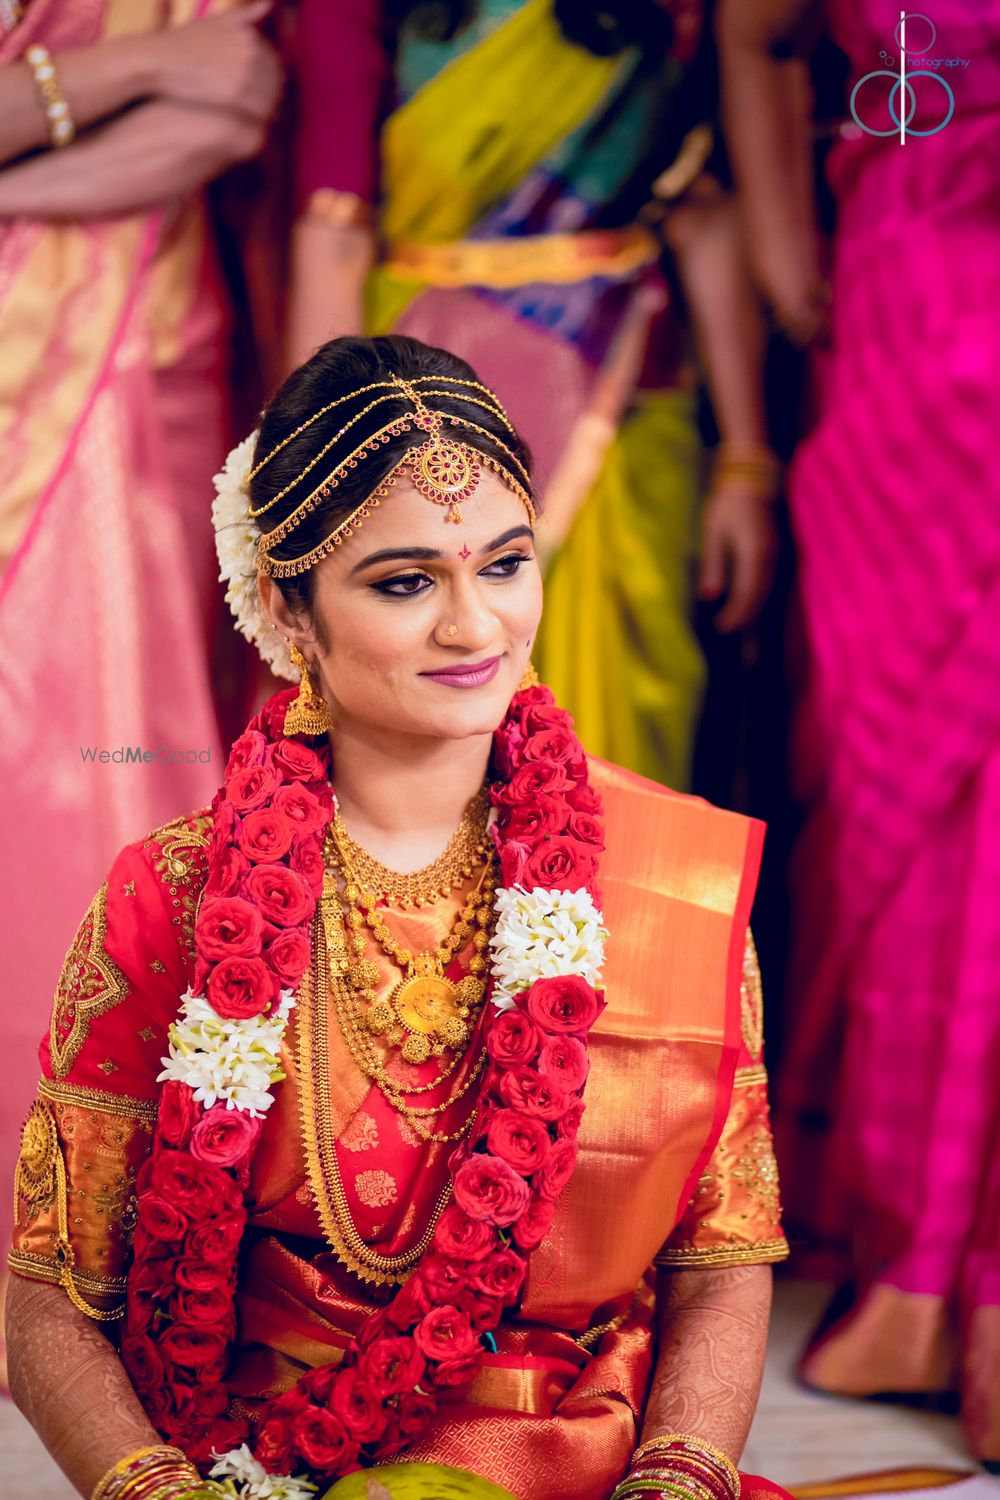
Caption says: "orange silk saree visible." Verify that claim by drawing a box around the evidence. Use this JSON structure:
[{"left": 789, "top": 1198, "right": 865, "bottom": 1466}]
[{"left": 11, "top": 757, "right": 786, "bottom": 1499}]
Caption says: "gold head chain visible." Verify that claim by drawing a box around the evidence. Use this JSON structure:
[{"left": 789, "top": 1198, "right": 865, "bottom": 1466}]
[{"left": 253, "top": 374, "right": 536, "bottom": 579}]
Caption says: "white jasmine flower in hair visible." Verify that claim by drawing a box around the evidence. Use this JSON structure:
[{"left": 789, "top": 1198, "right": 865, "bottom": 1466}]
[
  {"left": 212, "top": 432, "right": 296, "bottom": 682},
  {"left": 490, "top": 886, "right": 606, "bottom": 1011}
]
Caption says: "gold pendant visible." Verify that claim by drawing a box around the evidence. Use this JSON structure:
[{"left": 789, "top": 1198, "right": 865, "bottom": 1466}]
[{"left": 391, "top": 956, "right": 463, "bottom": 1038}]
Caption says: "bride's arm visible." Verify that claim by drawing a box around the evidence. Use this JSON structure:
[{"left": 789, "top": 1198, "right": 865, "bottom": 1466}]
[
  {"left": 6, "top": 1277, "right": 160, "bottom": 1499},
  {"left": 641, "top": 1263, "right": 772, "bottom": 1457}
]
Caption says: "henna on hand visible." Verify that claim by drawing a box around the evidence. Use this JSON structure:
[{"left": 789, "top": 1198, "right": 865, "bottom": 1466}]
[
  {"left": 641, "top": 1263, "right": 773, "bottom": 1462},
  {"left": 6, "top": 1276, "right": 159, "bottom": 1498}
]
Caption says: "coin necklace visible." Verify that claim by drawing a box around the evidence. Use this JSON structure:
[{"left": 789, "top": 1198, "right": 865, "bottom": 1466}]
[{"left": 326, "top": 823, "right": 496, "bottom": 1067}]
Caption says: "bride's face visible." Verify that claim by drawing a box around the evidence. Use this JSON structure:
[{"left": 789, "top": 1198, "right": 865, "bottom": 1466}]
[{"left": 267, "top": 471, "right": 542, "bottom": 744}]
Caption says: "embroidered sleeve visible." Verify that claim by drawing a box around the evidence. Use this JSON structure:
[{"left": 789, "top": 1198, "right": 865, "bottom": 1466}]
[
  {"left": 8, "top": 811, "right": 212, "bottom": 1319},
  {"left": 654, "top": 935, "right": 789, "bottom": 1269}
]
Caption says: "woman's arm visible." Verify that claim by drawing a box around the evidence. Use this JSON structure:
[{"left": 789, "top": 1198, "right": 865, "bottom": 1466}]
[
  {"left": 663, "top": 181, "right": 778, "bottom": 632},
  {"left": 0, "top": 96, "right": 268, "bottom": 219},
  {"left": 6, "top": 1277, "right": 159, "bottom": 1498},
  {"left": 0, "top": 1, "right": 278, "bottom": 169},
  {"left": 642, "top": 1263, "right": 772, "bottom": 1456},
  {"left": 716, "top": 0, "right": 825, "bottom": 341}
]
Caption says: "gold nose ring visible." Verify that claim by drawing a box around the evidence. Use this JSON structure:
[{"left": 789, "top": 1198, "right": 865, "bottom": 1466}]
[{"left": 445, "top": 624, "right": 459, "bottom": 638}]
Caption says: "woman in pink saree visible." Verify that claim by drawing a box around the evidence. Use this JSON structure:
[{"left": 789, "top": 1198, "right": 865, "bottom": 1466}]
[
  {"left": 0, "top": 0, "right": 280, "bottom": 1327},
  {"left": 720, "top": 0, "right": 1000, "bottom": 1465}
]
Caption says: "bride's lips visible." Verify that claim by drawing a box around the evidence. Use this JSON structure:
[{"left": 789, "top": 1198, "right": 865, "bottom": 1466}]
[{"left": 420, "top": 655, "right": 503, "bottom": 688}]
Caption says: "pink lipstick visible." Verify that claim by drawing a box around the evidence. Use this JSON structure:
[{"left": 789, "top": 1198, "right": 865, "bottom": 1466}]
[{"left": 420, "top": 655, "right": 502, "bottom": 689}]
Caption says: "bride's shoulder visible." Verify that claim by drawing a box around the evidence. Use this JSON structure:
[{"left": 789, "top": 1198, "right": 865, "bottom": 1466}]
[{"left": 106, "top": 805, "right": 215, "bottom": 966}]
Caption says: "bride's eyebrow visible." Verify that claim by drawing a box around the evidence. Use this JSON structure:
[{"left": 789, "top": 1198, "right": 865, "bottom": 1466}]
[{"left": 350, "top": 525, "right": 534, "bottom": 576}]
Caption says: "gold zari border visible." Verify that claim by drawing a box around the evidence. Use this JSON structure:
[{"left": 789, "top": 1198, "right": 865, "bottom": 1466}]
[
  {"left": 38, "top": 1077, "right": 158, "bottom": 1122},
  {"left": 8, "top": 1247, "right": 127, "bottom": 1301},
  {"left": 653, "top": 1238, "right": 790, "bottom": 1269}
]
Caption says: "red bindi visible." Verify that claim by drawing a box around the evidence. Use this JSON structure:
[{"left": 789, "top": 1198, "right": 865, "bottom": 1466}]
[{"left": 458, "top": 544, "right": 471, "bottom": 560}]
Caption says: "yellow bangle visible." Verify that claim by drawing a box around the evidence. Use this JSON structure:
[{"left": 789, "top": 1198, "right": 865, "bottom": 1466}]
[
  {"left": 91, "top": 1447, "right": 197, "bottom": 1500},
  {"left": 25, "top": 43, "right": 75, "bottom": 148}
]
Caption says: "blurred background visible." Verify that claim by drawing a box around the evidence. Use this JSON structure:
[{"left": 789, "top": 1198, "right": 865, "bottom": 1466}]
[{"left": 0, "top": 0, "right": 997, "bottom": 1494}]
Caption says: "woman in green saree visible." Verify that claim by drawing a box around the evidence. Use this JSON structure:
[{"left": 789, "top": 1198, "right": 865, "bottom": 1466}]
[{"left": 284, "top": 0, "right": 779, "bottom": 790}]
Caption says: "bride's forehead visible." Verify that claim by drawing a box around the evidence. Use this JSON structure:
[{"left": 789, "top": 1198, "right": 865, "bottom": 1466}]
[{"left": 349, "top": 472, "right": 529, "bottom": 549}]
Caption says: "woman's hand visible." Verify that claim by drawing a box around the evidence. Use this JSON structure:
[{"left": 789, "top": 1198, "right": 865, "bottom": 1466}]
[
  {"left": 150, "top": 1, "right": 282, "bottom": 122},
  {"left": 699, "top": 480, "right": 778, "bottom": 633},
  {"left": 0, "top": 97, "right": 268, "bottom": 220}
]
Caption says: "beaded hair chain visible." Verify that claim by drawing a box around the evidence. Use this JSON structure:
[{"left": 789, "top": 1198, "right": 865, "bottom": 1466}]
[{"left": 255, "top": 375, "right": 536, "bottom": 578}]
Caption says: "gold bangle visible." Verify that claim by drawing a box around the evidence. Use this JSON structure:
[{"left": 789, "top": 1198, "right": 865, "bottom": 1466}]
[
  {"left": 633, "top": 1436, "right": 741, "bottom": 1498},
  {"left": 91, "top": 1448, "right": 197, "bottom": 1500},
  {"left": 24, "top": 43, "right": 75, "bottom": 148},
  {"left": 304, "top": 188, "right": 372, "bottom": 229},
  {"left": 711, "top": 443, "right": 783, "bottom": 502}
]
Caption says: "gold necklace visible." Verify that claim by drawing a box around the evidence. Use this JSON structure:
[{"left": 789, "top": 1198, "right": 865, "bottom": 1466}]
[
  {"left": 319, "top": 865, "right": 491, "bottom": 1142},
  {"left": 297, "top": 918, "right": 456, "bottom": 1286},
  {"left": 331, "top": 788, "right": 491, "bottom": 909},
  {"left": 327, "top": 826, "right": 496, "bottom": 1067}
]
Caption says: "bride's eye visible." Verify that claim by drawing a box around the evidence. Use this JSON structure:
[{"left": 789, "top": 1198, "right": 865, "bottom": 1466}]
[
  {"left": 481, "top": 552, "right": 530, "bottom": 577},
  {"left": 371, "top": 572, "right": 432, "bottom": 597}
]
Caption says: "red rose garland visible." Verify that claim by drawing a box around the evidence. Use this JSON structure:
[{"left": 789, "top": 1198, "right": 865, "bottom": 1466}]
[{"left": 121, "top": 683, "right": 605, "bottom": 1483}]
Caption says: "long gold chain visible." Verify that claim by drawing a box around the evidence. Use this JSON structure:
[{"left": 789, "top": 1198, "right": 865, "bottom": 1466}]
[
  {"left": 296, "top": 919, "right": 456, "bottom": 1286},
  {"left": 332, "top": 788, "right": 491, "bottom": 909}
]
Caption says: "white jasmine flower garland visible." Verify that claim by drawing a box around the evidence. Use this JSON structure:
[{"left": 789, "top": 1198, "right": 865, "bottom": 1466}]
[
  {"left": 157, "top": 988, "right": 297, "bottom": 1117},
  {"left": 489, "top": 886, "right": 607, "bottom": 1012}
]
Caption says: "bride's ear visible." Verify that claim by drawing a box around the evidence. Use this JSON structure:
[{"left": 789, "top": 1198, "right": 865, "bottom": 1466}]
[{"left": 258, "top": 574, "right": 314, "bottom": 652}]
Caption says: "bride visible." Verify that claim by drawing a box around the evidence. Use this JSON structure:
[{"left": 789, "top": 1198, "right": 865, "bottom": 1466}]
[{"left": 7, "top": 335, "right": 788, "bottom": 1500}]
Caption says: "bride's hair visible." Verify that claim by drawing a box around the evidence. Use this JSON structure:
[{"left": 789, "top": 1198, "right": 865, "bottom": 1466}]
[{"left": 250, "top": 335, "right": 534, "bottom": 616}]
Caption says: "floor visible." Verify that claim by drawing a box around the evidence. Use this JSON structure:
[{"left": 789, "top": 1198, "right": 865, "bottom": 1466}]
[{"left": 1, "top": 1282, "right": 991, "bottom": 1500}]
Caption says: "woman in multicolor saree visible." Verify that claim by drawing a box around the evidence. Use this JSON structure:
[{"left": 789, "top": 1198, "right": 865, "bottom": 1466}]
[
  {"left": 0, "top": 0, "right": 280, "bottom": 1277},
  {"left": 8, "top": 335, "right": 789, "bottom": 1500},
  {"left": 285, "top": 0, "right": 780, "bottom": 793}
]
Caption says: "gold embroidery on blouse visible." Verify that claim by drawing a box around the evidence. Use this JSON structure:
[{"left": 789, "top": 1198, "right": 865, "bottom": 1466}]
[
  {"left": 38, "top": 1078, "right": 158, "bottom": 1123},
  {"left": 741, "top": 932, "right": 764, "bottom": 1063},
  {"left": 137, "top": 1025, "right": 156, "bottom": 1043},
  {"left": 49, "top": 884, "right": 130, "bottom": 1078},
  {"left": 14, "top": 1100, "right": 60, "bottom": 1217},
  {"left": 340, "top": 1111, "right": 380, "bottom": 1153},
  {"left": 122, "top": 880, "right": 136, "bottom": 897},
  {"left": 98, "top": 1059, "right": 118, "bottom": 1075},
  {"left": 731, "top": 1124, "right": 781, "bottom": 1220},
  {"left": 355, "top": 1169, "right": 399, "bottom": 1209},
  {"left": 144, "top": 811, "right": 212, "bottom": 963}
]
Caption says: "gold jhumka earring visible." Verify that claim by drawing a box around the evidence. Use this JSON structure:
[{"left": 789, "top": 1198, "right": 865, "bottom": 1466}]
[
  {"left": 283, "top": 643, "right": 332, "bottom": 737},
  {"left": 519, "top": 663, "right": 540, "bottom": 691}
]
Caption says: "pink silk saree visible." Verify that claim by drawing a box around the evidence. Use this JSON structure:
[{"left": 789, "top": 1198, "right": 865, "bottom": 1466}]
[
  {"left": 778, "top": 0, "right": 1000, "bottom": 1461},
  {"left": 0, "top": 0, "right": 232, "bottom": 1294}
]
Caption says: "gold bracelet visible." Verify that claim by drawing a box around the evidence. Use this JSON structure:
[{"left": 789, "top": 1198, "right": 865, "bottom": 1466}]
[
  {"left": 24, "top": 43, "right": 75, "bottom": 148},
  {"left": 711, "top": 443, "right": 783, "bottom": 503}
]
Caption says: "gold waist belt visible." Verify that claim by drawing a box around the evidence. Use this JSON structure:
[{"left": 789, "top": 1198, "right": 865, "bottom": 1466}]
[{"left": 383, "top": 223, "right": 660, "bottom": 291}]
